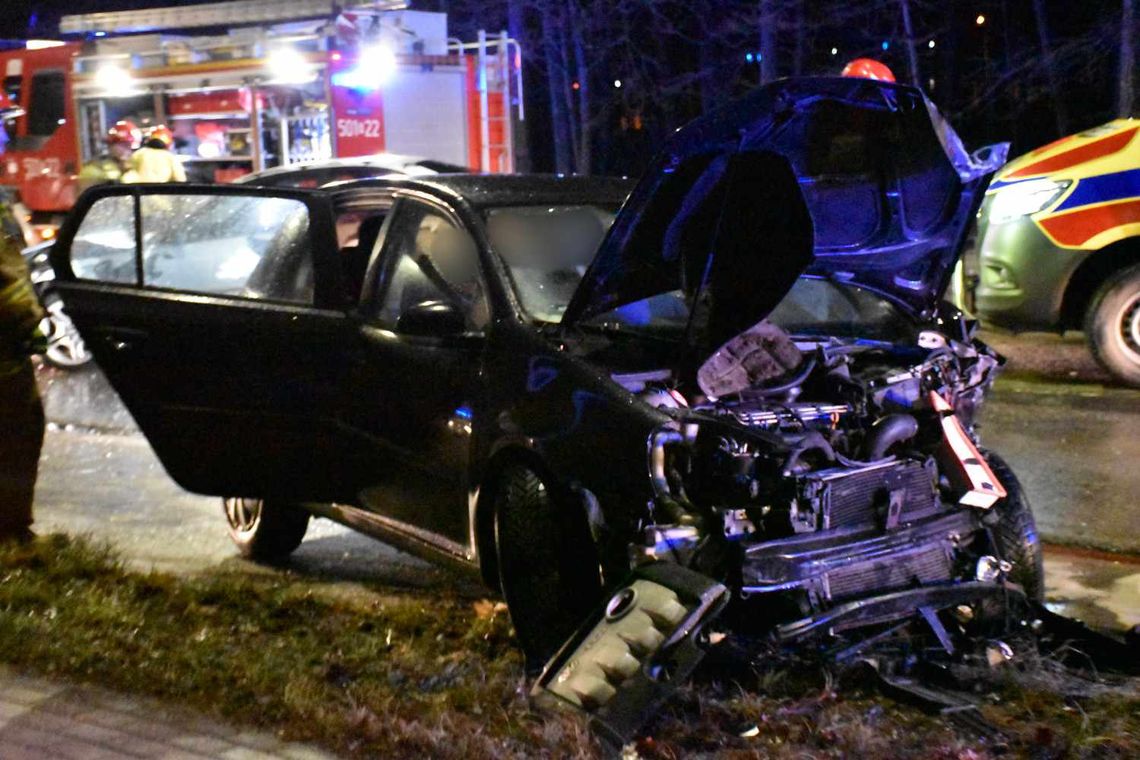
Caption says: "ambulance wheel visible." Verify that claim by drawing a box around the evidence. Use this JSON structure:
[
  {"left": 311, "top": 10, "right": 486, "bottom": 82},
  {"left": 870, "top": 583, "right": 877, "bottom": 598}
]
[{"left": 1086, "top": 263, "right": 1140, "bottom": 386}]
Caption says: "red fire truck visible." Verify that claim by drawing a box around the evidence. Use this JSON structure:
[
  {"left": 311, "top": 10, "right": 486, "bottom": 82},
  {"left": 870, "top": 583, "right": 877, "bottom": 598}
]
[{"left": 0, "top": 0, "right": 522, "bottom": 242}]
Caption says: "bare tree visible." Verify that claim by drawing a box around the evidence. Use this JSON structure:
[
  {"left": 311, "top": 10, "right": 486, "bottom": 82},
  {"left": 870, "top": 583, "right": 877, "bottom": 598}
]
[
  {"left": 897, "top": 0, "right": 921, "bottom": 87},
  {"left": 538, "top": 1, "right": 574, "bottom": 172},
  {"left": 1031, "top": 0, "right": 1069, "bottom": 134},
  {"left": 760, "top": 0, "right": 777, "bottom": 83},
  {"left": 1121, "top": 0, "right": 1135, "bottom": 117}
]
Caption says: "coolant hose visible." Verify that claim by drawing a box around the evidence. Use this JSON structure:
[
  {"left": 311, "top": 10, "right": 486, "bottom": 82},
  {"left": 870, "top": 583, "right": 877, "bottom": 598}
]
[
  {"left": 863, "top": 414, "right": 919, "bottom": 461},
  {"left": 781, "top": 430, "right": 836, "bottom": 475},
  {"left": 648, "top": 430, "right": 693, "bottom": 523}
]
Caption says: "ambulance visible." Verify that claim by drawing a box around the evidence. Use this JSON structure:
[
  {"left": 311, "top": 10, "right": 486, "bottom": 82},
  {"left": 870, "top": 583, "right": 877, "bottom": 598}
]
[{"left": 975, "top": 119, "right": 1140, "bottom": 385}]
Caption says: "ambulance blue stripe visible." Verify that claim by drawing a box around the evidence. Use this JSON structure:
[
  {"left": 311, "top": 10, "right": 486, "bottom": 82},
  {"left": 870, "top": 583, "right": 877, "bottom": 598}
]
[{"left": 1054, "top": 168, "right": 1140, "bottom": 212}]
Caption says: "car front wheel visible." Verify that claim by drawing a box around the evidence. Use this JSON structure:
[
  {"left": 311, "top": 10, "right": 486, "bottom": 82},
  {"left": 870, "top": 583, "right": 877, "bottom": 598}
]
[
  {"left": 222, "top": 497, "right": 310, "bottom": 562},
  {"left": 493, "top": 464, "right": 603, "bottom": 673},
  {"left": 1085, "top": 263, "right": 1140, "bottom": 386},
  {"left": 983, "top": 451, "right": 1044, "bottom": 602}
]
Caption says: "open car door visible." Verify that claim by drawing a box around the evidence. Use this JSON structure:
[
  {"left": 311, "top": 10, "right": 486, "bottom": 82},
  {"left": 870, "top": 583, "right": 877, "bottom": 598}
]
[{"left": 50, "top": 184, "right": 355, "bottom": 502}]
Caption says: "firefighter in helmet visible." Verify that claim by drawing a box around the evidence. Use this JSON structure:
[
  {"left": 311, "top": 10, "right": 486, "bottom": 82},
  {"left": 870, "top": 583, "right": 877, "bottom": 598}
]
[
  {"left": 0, "top": 196, "right": 45, "bottom": 544},
  {"left": 0, "top": 91, "right": 25, "bottom": 154},
  {"left": 77, "top": 120, "right": 141, "bottom": 193},
  {"left": 123, "top": 125, "right": 186, "bottom": 184}
]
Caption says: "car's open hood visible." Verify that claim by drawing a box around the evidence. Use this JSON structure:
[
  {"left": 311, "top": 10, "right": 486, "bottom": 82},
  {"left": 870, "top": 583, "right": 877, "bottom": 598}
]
[{"left": 562, "top": 78, "right": 1007, "bottom": 345}]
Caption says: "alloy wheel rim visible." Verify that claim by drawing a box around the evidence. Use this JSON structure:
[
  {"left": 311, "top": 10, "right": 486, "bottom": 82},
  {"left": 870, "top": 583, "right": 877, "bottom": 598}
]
[
  {"left": 1118, "top": 291, "right": 1140, "bottom": 364},
  {"left": 225, "top": 497, "right": 262, "bottom": 532},
  {"left": 42, "top": 305, "right": 91, "bottom": 368}
]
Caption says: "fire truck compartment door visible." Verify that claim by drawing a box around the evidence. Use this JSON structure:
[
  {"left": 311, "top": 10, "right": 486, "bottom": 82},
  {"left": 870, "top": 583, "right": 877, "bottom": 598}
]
[{"left": 380, "top": 67, "right": 470, "bottom": 169}]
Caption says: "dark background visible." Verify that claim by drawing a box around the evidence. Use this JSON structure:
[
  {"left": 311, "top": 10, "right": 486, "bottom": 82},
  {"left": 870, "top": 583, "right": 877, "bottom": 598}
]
[{"left": 0, "top": 1, "right": 1126, "bottom": 175}]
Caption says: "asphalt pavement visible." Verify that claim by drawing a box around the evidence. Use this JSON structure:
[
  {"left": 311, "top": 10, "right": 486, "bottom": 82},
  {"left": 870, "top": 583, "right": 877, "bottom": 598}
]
[{"left": 24, "top": 329, "right": 1140, "bottom": 635}]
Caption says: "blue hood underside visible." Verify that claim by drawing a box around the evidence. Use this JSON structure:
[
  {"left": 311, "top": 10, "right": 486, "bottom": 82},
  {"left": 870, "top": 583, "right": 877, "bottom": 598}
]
[{"left": 562, "top": 77, "right": 1007, "bottom": 344}]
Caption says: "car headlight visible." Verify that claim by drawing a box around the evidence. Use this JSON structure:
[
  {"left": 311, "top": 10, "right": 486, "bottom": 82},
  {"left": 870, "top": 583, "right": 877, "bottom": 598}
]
[{"left": 986, "top": 179, "right": 1072, "bottom": 224}]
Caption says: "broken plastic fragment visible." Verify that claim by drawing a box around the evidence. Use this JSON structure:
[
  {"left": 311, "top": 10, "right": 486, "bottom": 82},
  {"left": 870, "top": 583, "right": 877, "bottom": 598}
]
[{"left": 697, "top": 320, "right": 802, "bottom": 397}]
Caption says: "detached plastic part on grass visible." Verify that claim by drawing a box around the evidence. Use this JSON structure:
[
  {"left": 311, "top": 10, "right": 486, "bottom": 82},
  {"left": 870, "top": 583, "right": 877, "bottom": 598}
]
[{"left": 531, "top": 562, "right": 729, "bottom": 749}]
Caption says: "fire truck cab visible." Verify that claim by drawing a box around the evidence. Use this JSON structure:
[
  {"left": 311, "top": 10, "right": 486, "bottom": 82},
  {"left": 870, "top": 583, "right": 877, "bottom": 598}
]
[{"left": 0, "top": 0, "right": 521, "bottom": 242}]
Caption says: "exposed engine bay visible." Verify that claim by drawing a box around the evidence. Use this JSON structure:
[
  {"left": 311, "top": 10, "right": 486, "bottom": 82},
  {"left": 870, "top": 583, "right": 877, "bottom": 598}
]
[
  {"left": 534, "top": 317, "right": 1135, "bottom": 745},
  {"left": 621, "top": 316, "right": 1008, "bottom": 622}
]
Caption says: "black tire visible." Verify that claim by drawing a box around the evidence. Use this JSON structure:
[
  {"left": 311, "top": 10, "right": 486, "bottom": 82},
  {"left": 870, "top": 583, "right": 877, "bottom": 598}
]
[
  {"left": 493, "top": 465, "right": 603, "bottom": 673},
  {"left": 983, "top": 451, "right": 1045, "bottom": 602},
  {"left": 1084, "top": 263, "right": 1140, "bottom": 386},
  {"left": 222, "top": 497, "right": 310, "bottom": 562}
]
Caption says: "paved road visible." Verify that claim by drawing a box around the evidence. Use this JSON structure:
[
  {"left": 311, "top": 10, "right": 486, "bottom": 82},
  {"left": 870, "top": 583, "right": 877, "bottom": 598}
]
[
  {"left": 978, "top": 329, "right": 1140, "bottom": 555},
  {"left": 35, "top": 329, "right": 1140, "bottom": 554},
  {"left": 27, "top": 330, "right": 1140, "bottom": 635}
]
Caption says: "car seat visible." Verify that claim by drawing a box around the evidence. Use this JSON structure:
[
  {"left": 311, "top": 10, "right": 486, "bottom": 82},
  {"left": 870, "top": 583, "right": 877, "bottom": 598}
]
[{"left": 340, "top": 214, "right": 387, "bottom": 303}]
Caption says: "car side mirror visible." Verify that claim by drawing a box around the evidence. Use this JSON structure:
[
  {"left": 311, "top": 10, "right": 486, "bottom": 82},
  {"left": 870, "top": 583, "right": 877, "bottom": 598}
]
[{"left": 397, "top": 300, "right": 466, "bottom": 336}]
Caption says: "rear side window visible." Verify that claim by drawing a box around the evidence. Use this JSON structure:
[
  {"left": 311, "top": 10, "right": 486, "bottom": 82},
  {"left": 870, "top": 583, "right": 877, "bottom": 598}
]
[
  {"left": 69, "top": 194, "right": 315, "bottom": 304},
  {"left": 27, "top": 70, "right": 65, "bottom": 137}
]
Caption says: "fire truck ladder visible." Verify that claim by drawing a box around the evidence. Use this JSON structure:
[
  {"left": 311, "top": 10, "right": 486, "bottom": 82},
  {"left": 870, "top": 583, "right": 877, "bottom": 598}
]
[
  {"left": 451, "top": 31, "right": 524, "bottom": 174},
  {"left": 60, "top": 0, "right": 405, "bottom": 35}
]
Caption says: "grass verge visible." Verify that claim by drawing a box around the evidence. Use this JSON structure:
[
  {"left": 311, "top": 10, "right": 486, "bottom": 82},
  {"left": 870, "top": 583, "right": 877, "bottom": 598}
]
[{"left": 1, "top": 534, "right": 1138, "bottom": 758}]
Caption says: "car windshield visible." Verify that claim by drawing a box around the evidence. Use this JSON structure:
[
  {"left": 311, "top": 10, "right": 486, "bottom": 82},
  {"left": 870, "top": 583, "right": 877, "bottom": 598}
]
[
  {"left": 585, "top": 277, "right": 912, "bottom": 342},
  {"left": 485, "top": 204, "right": 618, "bottom": 323}
]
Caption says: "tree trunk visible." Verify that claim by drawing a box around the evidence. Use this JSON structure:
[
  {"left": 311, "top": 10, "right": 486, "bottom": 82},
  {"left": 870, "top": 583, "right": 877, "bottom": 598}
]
[
  {"left": 1032, "top": 0, "right": 1069, "bottom": 135},
  {"left": 571, "top": 3, "right": 591, "bottom": 174},
  {"left": 793, "top": 0, "right": 805, "bottom": 76},
  {"left": 506, "top": 0, "right": 531, "bottom": 171},
  {"left": 1121, "top": 0, "right": 1136, "bottom": 117},
  {"left": 555, "top": 8, "right": 579, "bottom": 171},
  {"left": 759, "top": 0, "right": 776, "bottom": 83},
  {"left": 898, "top": 0, "right": 921, "bottom": 87},
  {"left": 540, "top": 2, "right": 573, "bottom": 173}
]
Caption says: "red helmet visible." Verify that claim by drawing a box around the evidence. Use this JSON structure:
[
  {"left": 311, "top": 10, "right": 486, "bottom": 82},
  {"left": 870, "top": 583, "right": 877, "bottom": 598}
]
[
  {"left": 147, "top": 124, "right": 174, "bottom": 148},
  {"left": 840, "top": 58, "right": 896, "bottom": 83},
  {"left": 106, "top": 120, "right": 142, "bottom": 148},
  {"left": 0, "top": 91, "right": 23, "bottom": 120}
]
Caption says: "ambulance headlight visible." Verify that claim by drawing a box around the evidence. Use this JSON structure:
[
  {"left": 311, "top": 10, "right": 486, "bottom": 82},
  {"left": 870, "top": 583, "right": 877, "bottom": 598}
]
[{"left": 986, "top": 179, "right": 1071, "bottom": 224}]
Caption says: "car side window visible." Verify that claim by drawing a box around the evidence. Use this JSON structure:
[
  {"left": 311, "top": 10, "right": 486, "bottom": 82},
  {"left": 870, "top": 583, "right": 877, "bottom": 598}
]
[
  {"left": 69, "top": 193, "right": 316, "bottom": 305},
  {"left": 373, "top": 202, "right": 488, "bottom": 331},
  {"left": 70, "top": 195, "right": 137, "bottom": 284},
  {"left": 335, "top": 208, "right": 389, "bottom": 304}
]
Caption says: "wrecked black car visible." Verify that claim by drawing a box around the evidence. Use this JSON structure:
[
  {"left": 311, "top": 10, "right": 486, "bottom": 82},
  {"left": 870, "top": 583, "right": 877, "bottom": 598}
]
[{"left": 52, "top": 76, "right": 1115, "bottom": 745}]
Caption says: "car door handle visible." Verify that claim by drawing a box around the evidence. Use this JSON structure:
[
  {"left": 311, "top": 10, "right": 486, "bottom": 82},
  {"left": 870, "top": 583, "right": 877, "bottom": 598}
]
[{"left": 95, "top": 327, "right": 149, "bottom": 353}]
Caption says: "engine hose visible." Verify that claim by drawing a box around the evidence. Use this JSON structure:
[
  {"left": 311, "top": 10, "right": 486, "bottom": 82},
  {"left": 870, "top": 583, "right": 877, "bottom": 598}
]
[
  {"left": 648, "top": 430, "right": 693, "bottom": 524},
  {"left": 781, "top": 430, "right": 836, "bottom": 475},
  {"left": 744, "top": 356, "right": 819, "bottom": 398},
  {"left": 863, "top": 413, "right": 920, "bottom": 460}
]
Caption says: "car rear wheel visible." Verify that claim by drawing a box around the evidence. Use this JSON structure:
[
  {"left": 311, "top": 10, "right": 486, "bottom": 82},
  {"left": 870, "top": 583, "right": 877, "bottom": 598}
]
[
  {"left": 1085, "top": 263, "right": 1140, "bottom": 386},
  {"left": 983, "top": 451, "right": 1044, "bottom": 602},
  {"left": 222, "top": 497, "right": 310, "bottom": 562},
  {"left": 492, "top": 464, "right": 603, "bottom": 673}
]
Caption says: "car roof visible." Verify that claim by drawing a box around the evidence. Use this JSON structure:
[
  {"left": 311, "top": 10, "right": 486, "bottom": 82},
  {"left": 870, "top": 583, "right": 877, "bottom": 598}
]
[
  {"left": 237, "top": 153, "right": 434, "bottom": 183},
  {"left": 337, "top": 173, "right": 636, "bottom": 209}
]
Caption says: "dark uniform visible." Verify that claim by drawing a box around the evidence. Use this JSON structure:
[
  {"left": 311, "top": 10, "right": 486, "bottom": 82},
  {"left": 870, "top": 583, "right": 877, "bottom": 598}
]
[{"left": 0, "top": 203, "right": 45, "bottom": 542}]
